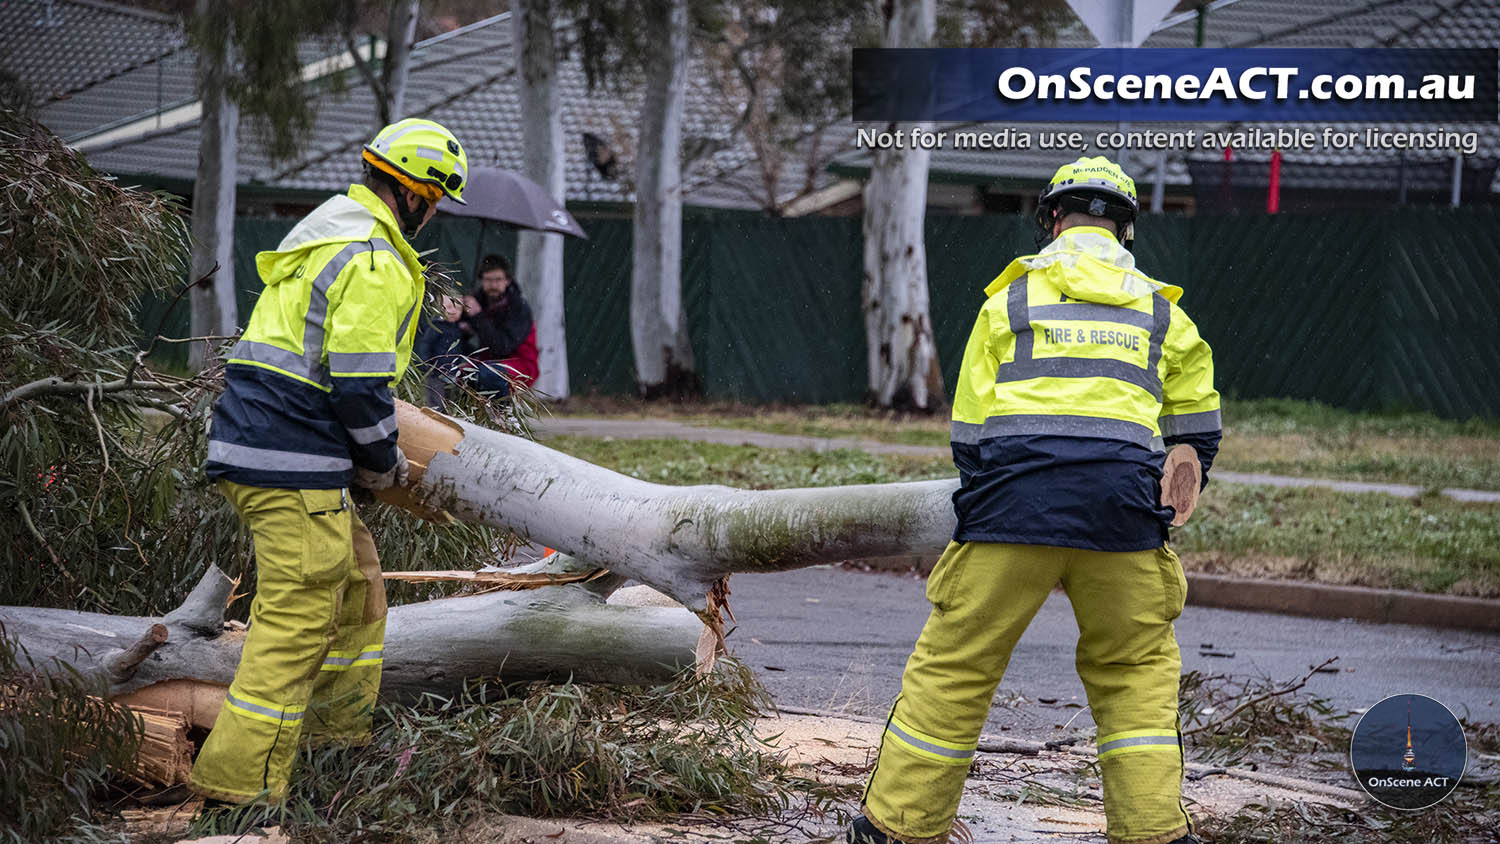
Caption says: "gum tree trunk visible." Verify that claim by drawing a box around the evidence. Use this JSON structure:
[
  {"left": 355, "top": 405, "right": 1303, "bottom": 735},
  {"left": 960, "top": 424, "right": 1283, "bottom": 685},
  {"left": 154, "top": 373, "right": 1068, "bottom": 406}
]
[
  {"left": 513, "top": 0, "right": 570, "bottom": 398},
  {"left": 861, "top": 0, "right": 938, "bottom": 410},
  {"left": 630, "top": 0, "right": 696, "bottom": 398},
  {"left": 382, "top": 402, "right": 958, "bottom": 612},
  {"left": 1, "top": 402, "right": 959, "bottom": 717},
  {"left": 381, "top": 0, "right": 420, "bottom": 122},
  {"left": 187, "top": 0, "right": 238, "bottom": 371}
]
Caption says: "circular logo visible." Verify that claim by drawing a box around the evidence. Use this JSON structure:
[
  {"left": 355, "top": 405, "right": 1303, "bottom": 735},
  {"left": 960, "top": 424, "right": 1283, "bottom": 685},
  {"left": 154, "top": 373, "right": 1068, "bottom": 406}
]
[{"left": 1349, "top": 693, "right": 1466, "bottom": 810}]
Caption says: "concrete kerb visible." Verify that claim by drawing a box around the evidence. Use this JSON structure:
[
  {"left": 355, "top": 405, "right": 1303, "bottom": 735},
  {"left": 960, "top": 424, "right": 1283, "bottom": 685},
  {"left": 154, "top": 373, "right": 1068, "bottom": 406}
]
[{"left": 852, "top": 554, "right": 1500, "bottom": 634}]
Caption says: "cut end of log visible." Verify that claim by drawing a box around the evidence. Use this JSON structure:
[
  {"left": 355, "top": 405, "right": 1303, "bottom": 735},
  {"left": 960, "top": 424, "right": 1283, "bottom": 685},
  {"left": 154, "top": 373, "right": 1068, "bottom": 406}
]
[
  {"left": 374, "top": 400, "right": 467, "bottom": 520},
  {"left": 1161, "top": 444, "right": 1201, "bottom": 527}
]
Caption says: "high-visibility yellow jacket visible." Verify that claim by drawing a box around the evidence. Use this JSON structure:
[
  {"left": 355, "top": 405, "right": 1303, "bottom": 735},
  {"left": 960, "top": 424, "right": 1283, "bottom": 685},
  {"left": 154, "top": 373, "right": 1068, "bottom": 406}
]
[
  {"left": 950, "top": 226, "right": 1221, "bottom": 551},
  {"left": 206, "top": 185, "right": 425, "bottom": 489}
]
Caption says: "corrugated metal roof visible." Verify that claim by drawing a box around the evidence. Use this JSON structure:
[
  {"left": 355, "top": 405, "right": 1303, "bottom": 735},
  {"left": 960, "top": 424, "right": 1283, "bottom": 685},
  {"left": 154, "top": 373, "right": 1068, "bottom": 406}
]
[
  {"left": 76, "top": 11, "right": 834, "bottom": 209},
  {"left": 0, "top": 0, "right": 183, "bottom": 104}
]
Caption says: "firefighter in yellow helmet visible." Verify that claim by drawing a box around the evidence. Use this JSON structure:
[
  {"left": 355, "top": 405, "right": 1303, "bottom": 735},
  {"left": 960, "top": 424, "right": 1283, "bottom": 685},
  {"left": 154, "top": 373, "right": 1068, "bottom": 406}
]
[
  {"left": 851, "top": 156, "right": 1220, "bottom": 844},
  {"left": 189, "top": 118, "right": 468, "bottom": 804}
]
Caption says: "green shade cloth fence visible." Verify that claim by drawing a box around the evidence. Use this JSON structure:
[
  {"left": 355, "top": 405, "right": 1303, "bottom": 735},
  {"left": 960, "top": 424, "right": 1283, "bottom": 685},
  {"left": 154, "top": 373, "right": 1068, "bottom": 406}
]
[{"left": 139, "top": 207, "right": 1500, "bottom": 419}]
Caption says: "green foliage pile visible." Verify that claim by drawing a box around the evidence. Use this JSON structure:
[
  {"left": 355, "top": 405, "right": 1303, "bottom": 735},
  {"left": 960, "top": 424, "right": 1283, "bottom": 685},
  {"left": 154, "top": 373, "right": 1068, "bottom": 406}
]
[
  {"left": 0, "top": 110, "right": 511, "bottom": 616},
  {"left": 195, "top": 661, "right": 851, "bottom": 842},
  {"left": 0, "top": 106, "right": 215, "bottom": 613},
  {"left": 0, "top": 629, "right": 142, "bottom": 843}
]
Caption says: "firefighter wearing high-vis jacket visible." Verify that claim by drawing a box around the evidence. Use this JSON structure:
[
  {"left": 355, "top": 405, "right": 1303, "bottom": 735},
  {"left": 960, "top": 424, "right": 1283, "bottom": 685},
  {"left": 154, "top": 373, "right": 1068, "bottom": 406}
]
[
  {"left": 190, "top": 118, "right": 468, "bottom": 804},
  {"left": 851, "top": 157, "right": 1221, "bottom": 844}
]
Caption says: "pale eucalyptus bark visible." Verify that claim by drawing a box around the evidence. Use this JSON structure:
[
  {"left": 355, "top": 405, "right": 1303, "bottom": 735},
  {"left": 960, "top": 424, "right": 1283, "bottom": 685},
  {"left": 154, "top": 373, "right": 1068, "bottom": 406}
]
[
  {"left": 4, "top": 402, "right": 962, "bottom": 709},
  {"left": 394, "top": 404, "right": 959, "bottom": 613},
  {"left": 0, "top": 557, "right": 701, "bottom": 725},
  {"left": 381, "top": 0, "right": 421, "bottom": 122},
  {"left": 187, "top": 0, "right": 238, "bottom": 372},
  {"left": 861, "top": 0, "right": 938, "bottom": 409},
  {"left": 513, "top": 0, "right": 569, "bottom": 398},
  {"left": 630, "top": 0, "right": 695, "bottom": 397}
]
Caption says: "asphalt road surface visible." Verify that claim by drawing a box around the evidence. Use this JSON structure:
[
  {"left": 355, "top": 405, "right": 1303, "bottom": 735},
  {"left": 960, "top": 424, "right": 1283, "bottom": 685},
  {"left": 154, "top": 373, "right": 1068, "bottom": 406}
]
[{"left": 726, "top": 566, "right": 1500, "bottom": 735}]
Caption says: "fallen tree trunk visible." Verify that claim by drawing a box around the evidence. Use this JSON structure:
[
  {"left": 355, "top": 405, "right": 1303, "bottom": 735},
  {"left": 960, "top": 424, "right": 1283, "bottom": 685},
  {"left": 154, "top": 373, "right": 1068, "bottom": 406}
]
[
  {"left": 0, "top": 558, "right": 702, "bottom": 728},
  {"left": 3, "top": 402, "right": 959, "bottom": 717},
  {"left": 382, "top": 402, "right": 959, "bottom": 612}
]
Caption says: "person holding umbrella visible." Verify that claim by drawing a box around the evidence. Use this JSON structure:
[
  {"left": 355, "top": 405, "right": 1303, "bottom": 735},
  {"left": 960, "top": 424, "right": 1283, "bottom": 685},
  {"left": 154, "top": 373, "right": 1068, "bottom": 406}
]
[{"left": 456, "top": 253, "right": 539, "bottom": 398}]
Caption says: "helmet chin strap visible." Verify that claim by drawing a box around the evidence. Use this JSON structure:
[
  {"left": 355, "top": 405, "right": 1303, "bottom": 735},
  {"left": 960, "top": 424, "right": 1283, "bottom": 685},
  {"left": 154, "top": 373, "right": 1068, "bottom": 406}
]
[{"left": 392, "top": 188, "right": 429, "bottom": 240}]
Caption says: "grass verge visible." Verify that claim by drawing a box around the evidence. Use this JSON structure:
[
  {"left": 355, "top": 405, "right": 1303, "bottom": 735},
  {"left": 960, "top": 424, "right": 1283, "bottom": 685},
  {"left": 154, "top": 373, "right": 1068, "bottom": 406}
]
[
  {"left": 548, "top": 397, "right": 1500, "bottom": 490},
  {"left": 545, "top": 436, "right": 1500, "bottom": 597}
]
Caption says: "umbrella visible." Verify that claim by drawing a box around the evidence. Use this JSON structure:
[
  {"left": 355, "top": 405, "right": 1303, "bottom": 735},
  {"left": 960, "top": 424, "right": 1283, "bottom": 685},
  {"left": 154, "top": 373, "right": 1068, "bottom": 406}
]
[{"left": 437, "top": 165, "right": 588, "bottom": 239}]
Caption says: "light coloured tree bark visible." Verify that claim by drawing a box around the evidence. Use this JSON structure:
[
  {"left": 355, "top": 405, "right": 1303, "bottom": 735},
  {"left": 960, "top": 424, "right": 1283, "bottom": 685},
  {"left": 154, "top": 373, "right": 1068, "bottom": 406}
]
[
  {"left": 0, "top": 556, "right": 702, "bottom": 728},
  {"left": 384, "top": 402, "right": 958, "bottom": 613},
  {"left": 187, "top": 0, "right": 238, "bottom": 372},
  {"left": 513, "top": 0, "right": 570, "bottom": 399},
  {"left": 381, "top": 0, "right": 421, "bottom": 122},
  {"left": 630, "top": 0, "right": 696, "bottom": 397},
  {"left": 2, "top": 401, "right": 961, "bottom": 718},
  {"left": 861, "top": 0, "right": 938, "bottom": 410}
]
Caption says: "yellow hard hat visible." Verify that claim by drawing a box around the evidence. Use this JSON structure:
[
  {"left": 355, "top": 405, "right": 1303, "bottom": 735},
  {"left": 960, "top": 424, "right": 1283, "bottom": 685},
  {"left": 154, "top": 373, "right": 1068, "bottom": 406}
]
[
  {"left": 1038, "top": 156, "right": 1138, "bottom": 210},
  {"left": 362, "top": 118, "right": 469, "bottom": 204},
  {"left": 1035, "top": 156, "right": 1139, "bottom": 249}
]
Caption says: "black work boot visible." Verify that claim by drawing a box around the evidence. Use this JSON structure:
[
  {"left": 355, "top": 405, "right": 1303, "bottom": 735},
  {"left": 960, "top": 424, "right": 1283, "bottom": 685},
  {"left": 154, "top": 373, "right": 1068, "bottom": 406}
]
[
  {"left": 1167, "top": 835, "right": 1203, "bottom": 844},
  {"left": 848, "top": 815, "right": 909, "bottom": 844}
]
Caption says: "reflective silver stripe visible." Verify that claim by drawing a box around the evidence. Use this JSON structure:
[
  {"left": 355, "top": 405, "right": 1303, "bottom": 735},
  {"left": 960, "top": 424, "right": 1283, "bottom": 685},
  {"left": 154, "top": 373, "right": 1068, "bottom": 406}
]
[
  {"left": 1146, "top": 293, "right": 1171, "bottom": 397},
  {"left": 227, "top": 691, "right": 303, "bottom": 722},
  {"left": 323, "top": 655, "right": 356, "bottom": 667},
  {"left": 346, "top": 413, "right": 398, "bottom": 445},
  {"left": 1098, "top": 734, "right": 1178, "bottom": 755},
  {"left": 228, "top": 339, "right": 329, "bottom": 387},
  {"left": 1007, "top": 275, "right": 1032, "bottom": 362},
  {"left": 996, "top": 356, "right": 1162, "bottom": 398},
  {"left": 1160, "top": 409, "right": 1222, "bottom": 436},
  {"left": 303, "top": 239, "right": 404, "bottom": 382},
  {"left": 1030, "top": 302, "right": 1154, "bottom": 331},
  {"left": 352, "top": 648, "right": 383, "bottom": 663},
  {"left": 207, "top": 440, "right": 354, "bottom": 472},
  {"left": 1001, "top": 278, "right": 1167, "bottom": 400},
  {"left": 886, "top": 721, "right": 974, "bottom": 761},
  {"left": 329, "top": 351, "right": 397, "bottom": 375},
  {"left": 414, "top": 145, "right": 444, "bottom": 161},
  {"left": 395, "top": 300, "right": 419, "bottom": 345},
  {"left": 952, "top": 414, "right": 1156, "bottom": 447}
]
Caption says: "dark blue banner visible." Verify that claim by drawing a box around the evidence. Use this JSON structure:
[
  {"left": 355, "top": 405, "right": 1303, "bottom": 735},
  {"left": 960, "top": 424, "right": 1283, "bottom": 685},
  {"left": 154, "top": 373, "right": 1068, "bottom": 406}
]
[{"left": 852, "top": 48, "right": 1498, "bottom": 122}]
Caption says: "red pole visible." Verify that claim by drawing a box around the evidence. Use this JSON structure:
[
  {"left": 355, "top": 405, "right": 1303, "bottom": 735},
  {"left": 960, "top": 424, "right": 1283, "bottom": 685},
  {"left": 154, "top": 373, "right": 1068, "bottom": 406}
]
[{"left": 1267, "top": 149, "right": 1282, "bottom": 214}]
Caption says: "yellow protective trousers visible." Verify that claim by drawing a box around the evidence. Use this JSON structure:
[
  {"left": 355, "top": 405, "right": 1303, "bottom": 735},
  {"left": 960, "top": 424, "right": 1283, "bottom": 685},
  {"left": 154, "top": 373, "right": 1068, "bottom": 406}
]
[
  {"left": 189, "top": 481, "right": 387, "bottom": 803},
  {"left": 862, "top": 541, "right": 1191, "bottom": 844}
]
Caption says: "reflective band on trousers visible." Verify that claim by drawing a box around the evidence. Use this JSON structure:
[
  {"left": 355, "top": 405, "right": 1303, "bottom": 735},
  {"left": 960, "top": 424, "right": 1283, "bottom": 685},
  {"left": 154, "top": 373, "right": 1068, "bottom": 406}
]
[
  {"left": 951, "top": 414, "right": 1156, "bottom": 448},
  {"left": 997, "top": 274, "right": 1170, "bottom": 401},
  {"left": 225, "top": 689, "right": 305, "bottom": 724},
  {"left": 1097, "top": 730, "right": 1180, "bottom": 759},
  {"left": 207, "top": 440, "right": 354, "bottom": 472},
  {"left": 320, "top": 645, "right": 384, "bottom": 672},
  {"left": 885, "top": 716, "right": 976, "bottom": 767}
]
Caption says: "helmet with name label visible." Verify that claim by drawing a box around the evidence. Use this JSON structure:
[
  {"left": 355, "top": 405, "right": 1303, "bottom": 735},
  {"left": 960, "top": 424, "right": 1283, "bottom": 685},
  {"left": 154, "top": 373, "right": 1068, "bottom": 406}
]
[{"left": 1035, "top": 156, "right": 1138, "bottom": 250}]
